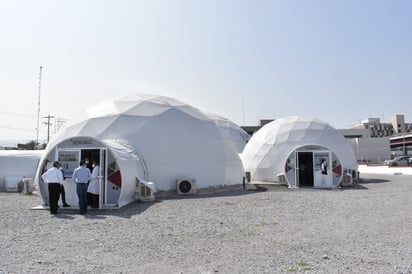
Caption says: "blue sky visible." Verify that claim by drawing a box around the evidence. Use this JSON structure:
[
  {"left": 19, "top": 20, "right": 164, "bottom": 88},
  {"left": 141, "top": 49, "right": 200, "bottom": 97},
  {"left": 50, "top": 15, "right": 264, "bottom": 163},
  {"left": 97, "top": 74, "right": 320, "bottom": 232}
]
[{"left": 1, "top": 0, "right": 411, "bottom": 144}]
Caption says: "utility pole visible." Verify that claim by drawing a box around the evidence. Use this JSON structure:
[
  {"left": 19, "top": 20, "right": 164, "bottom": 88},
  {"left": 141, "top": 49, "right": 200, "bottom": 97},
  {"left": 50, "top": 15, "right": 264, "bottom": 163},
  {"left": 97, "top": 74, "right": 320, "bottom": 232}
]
[
  {"left": 36, "top": 66, "right": 43, "bottom": 145},
  {"left": 43, "top": 115, "right": 55, "bottom": 144}
]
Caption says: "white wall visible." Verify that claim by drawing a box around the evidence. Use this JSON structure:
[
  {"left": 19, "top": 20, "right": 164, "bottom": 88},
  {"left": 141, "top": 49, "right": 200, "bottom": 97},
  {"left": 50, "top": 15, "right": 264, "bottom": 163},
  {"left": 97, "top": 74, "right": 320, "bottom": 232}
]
[{"left": 349, "top": 137, "right": 390, "bottom": 163}]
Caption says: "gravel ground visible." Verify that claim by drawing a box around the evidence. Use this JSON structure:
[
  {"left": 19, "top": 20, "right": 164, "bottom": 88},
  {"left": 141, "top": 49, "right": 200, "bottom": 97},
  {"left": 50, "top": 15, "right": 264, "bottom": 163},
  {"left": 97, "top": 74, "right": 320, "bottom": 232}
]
[{"left": 0, "top": 173, "right": 411, "bottom": 274}]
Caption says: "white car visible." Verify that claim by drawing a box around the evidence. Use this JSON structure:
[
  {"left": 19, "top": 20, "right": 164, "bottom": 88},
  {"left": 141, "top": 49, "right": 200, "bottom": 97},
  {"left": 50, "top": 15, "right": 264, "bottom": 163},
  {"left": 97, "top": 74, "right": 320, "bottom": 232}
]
[{"left": 384, "top": 156, "right": 411, "bottom": 166}]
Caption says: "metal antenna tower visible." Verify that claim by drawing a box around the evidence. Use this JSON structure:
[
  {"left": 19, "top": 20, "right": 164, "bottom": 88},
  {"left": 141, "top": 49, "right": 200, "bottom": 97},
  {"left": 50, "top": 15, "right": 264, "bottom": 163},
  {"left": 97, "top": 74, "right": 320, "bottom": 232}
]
[{"left": 36, "top": 66, "right": 43, "bottom": 145}]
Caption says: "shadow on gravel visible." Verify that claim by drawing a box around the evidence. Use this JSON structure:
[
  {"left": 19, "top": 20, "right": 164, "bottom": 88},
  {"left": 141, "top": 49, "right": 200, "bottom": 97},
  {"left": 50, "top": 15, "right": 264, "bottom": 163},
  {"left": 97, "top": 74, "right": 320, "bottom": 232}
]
[
  {"left": 340, "top": 178, "right": 391, "bottom": 191},
  {"left": 159, "top": 187, "right": 265, "bottom": 201},
  {"left": 84, "top": 201, "right": 161, "bottom": 219},
  {"left": 38, "top": 178, "right": 393, "bottom": 219},
  {"left": 32, "top": 187, "right": 266, "bottom": 219},
  {"left": 357, "top": 178, "right": 391, "bottom": 184}
]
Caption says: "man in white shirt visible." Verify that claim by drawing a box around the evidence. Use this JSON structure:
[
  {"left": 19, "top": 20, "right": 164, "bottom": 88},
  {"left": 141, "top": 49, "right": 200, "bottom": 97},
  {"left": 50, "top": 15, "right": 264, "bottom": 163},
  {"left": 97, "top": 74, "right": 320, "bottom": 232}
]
[
  {"left": 41, "top": 161, "right": 64, "bottom": 214},
  {"left": 72, "top": 160, "right": 91, "bottom": 214}
]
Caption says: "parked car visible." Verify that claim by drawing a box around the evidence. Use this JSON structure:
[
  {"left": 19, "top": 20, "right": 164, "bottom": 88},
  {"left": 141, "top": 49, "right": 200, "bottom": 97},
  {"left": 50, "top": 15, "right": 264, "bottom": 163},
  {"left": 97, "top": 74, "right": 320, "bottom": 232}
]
[{"left": 384, "top": 156, "right": 411, "bottom": 166}]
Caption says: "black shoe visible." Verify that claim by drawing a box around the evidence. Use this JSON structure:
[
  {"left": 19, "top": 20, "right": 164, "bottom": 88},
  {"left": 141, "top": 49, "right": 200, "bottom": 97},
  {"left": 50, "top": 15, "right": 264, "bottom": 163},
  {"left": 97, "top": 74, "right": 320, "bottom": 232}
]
[{"left": 63, "top": 204, "right": 71, "bottom": 207}]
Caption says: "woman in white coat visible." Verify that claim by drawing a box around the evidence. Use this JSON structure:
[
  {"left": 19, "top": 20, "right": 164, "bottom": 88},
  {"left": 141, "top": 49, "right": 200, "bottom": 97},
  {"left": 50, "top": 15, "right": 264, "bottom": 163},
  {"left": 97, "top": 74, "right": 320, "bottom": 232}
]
[{"left": 87, "top": 160, "right": 100, "bottom": 208}]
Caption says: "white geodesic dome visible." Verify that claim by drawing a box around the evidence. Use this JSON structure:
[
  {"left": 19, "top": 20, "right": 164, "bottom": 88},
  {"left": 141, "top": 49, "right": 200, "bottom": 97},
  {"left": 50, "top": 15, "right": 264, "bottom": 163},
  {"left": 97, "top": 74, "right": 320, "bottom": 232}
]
[
  {"left": 205, "top": 113, "right": 250, "bottom": 153},
  {"left": 35, "top": 94, "right": 245, "bottom": 208},
  {"left": 241, "top": 116, "right": 357, "bottom": 187},
  {"left": 0, "top": 150, "right": 44, "bottom": 191}
]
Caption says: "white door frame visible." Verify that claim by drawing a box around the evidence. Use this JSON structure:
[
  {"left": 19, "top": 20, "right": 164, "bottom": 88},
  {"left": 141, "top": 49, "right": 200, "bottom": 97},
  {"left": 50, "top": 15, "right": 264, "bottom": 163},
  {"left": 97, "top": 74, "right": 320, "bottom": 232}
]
[
  {"left": 99, "top": 148, "right": 107, "bottom": 209},
  {"left": 56, "top": 146, "right": 109, "bottom": 208},
  {"left": 313, "top": 150, "right": 332, "bottom": 188}
]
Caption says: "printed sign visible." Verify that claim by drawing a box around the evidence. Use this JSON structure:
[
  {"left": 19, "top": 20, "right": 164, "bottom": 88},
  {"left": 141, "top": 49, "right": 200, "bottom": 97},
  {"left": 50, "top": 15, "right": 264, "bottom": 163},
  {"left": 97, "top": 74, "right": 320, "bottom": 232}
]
[{"left": 58, "top": 150, "right": 80, "bottom": 177}]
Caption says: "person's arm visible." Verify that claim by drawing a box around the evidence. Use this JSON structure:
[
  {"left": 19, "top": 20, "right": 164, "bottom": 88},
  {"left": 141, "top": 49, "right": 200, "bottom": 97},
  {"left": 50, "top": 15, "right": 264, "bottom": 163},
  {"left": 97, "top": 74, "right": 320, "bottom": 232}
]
[
  {"left": 58, "top": 170, "right": 64, "bottom": 184},
  {"left": 72, "top": 169, "right": 77, "bottom": 183},
  {"left": 41, "top": 170, "right": 48, "bottom": 183}
]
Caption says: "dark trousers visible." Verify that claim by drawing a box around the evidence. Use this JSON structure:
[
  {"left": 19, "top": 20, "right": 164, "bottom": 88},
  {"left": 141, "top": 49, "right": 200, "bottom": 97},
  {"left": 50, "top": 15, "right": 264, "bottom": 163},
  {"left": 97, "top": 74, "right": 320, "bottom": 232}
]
[
  {"left": 88, "top": 192, "right": 99, "bottom": 208},
  {"left": 48, "top": 183, "right": 61, "bottom": 214},
  {"left": 61, "top": 185, "right": 68, "bottom": 205},
  {"left": 76, "top": 183, "right": 88, "bottom": 214}
]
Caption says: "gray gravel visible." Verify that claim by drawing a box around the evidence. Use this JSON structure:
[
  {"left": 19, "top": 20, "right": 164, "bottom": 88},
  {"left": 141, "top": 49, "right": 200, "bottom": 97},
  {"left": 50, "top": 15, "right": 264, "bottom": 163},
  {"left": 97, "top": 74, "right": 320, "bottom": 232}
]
[{"left": 0, "top": 173, "right": 411, "bottom": 274}]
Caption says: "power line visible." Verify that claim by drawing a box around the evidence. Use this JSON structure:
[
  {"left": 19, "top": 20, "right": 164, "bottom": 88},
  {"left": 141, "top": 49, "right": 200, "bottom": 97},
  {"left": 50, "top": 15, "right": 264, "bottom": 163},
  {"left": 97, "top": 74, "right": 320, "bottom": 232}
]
[
  {"left": 0, "top": 110, "right": 36, "bottom": 118},
  {"left": 0, "top": 124, "right": 33, "bottom": 131},
  {"left": 43, "top": 115, "right": 55, "bottom": 144}
]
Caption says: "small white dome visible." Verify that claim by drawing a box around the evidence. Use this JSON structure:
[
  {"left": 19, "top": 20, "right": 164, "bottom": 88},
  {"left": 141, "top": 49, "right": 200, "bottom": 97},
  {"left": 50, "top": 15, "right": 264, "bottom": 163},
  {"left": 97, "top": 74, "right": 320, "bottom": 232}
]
[{"left": 241, "top": 116, "right": 357, "bottom": 187}]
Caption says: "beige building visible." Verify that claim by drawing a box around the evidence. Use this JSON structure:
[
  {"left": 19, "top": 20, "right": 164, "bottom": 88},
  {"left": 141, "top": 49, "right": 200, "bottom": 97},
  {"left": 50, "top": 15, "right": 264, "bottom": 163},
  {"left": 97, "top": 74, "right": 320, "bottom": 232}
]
[{"left": 349, "top": 115, "right": 412, "bottom": 138}]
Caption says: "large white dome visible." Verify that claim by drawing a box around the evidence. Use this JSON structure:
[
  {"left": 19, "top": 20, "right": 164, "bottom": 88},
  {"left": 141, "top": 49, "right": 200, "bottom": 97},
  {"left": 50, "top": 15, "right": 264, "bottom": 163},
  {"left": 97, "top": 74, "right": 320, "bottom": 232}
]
[
  {"left": 241, "top": 116, "right": 357, "bottom": 188},
  {"left": 205, "top": 113, "right": 250, "bottom": 153},
  {"left": 36, "top": 94, "right": 245, "bottom": 208}
]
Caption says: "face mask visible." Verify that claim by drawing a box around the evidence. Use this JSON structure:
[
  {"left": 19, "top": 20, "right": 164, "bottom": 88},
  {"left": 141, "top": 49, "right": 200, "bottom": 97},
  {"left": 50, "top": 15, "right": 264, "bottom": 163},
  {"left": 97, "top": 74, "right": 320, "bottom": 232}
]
[
  {"left": 92, "top": 164, "right": 95, "bottom": 168},
  {"left": 85, "top": 161, "right": 89, "bottom": 164}
]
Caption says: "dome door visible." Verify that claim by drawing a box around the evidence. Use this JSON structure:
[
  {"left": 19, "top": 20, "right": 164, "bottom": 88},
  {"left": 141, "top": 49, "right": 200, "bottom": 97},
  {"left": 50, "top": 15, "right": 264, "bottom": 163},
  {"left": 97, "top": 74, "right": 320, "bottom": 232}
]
[
  {"left": 296, "top": 152, "right": 314, "bottom": 187},
  {"left": 313, "top": 151, "right": 332, "bottom": 188}
]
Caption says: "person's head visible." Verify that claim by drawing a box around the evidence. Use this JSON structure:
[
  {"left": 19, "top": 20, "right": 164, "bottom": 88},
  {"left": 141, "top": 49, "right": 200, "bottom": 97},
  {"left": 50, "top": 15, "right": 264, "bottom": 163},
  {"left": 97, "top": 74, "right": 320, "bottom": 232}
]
[
  {"left": 53, "top": 161, "right": 61, "bottom": 168},
  {"left": 80, "top": 160, "right": 86, "bottom": 166},
  {"left": 85, "top": 158, "right": 90, "bottom": 164},
  {"left": 92, "top": 160, "right": 98, "bottom": 167}
]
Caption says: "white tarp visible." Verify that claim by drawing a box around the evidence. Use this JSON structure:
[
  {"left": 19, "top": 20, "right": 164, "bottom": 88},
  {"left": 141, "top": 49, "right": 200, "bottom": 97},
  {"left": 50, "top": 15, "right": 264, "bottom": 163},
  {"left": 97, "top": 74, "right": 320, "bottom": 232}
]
[{"left": 0, "top": 150, "right": 44, "bottom": 191}]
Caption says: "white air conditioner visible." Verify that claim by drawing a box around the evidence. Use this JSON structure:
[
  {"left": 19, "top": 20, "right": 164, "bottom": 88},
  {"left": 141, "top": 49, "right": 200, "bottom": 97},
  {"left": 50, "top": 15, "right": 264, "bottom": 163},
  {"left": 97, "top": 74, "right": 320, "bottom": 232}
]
[
  {"left": 176, "top": 178, "right": 197, "bottom": 195},
  {"left": 341, "top": 173, "right": 353, "bottom": 186},
  {"left": 22, "top": 178, "right": 34, "bottom": 195},
  {"left": 277, "top": 173, "right": 287, "bottom": 185},
  {"left": 137, "top": 177, "right": 156, "bottom": 202}
]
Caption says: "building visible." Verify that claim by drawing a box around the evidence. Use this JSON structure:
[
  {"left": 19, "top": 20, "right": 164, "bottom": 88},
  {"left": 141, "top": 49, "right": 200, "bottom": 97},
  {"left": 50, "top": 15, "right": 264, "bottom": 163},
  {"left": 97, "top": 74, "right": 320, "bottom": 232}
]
[
  {"left": 241, "top": 119, "right": 274, "bottom": 136},
  {"left": 348, "top": 115, "right": 412, "bottom": 138}
]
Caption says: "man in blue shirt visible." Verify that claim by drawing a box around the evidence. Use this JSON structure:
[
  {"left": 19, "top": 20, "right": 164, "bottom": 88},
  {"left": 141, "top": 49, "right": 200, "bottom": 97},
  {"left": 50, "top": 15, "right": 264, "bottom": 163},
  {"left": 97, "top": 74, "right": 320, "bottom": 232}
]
[{"left": 72, "top": 160, "right": 91, "bottom": 214}]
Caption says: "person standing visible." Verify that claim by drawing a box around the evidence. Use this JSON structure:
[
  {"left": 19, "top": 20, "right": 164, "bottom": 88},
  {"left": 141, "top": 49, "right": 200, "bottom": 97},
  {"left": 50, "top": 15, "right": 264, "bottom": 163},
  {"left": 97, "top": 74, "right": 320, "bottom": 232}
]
[
  {"left": 72, "top": 160, "right": 91, "bottom": 215},
  {"left": 41, "top": 161, "right": 64, "bottom": 214},
  {"left": 59, "top": 164, "right": 70, "bottom": 208},
  {"left": 87, "top": 160, "right": 100, "bottom": 208}
]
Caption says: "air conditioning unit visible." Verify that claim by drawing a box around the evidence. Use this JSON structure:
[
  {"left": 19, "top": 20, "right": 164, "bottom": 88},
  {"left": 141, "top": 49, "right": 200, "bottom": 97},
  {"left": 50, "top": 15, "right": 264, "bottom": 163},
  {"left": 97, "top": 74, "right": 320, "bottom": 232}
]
[
  {"left": 277, "top": 173, "right": 287, "bottom": 185},
  {"left": 341, "top": 173, "right": 353, "bottom": 186},
  {"left": 176, "top": 178, "right": 197, "bottom": 195},
  {"left": 137, "top": 177, "right": 156, "bottom": 202},
  {"left": 22, "top": 178, "right": 34, "bottom": 195}
]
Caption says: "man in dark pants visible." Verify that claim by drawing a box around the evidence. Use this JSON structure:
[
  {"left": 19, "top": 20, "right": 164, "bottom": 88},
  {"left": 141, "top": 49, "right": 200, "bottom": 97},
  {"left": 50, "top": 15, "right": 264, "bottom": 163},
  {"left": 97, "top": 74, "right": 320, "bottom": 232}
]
[
  {"left": 72, "top": 160, "right": 91, "bottom": 215},
  {"left": 59, "top": 165, "right": 70, "bottom": 208},
  {"left": 41, "top": 161, "right": 64, "bottom": 214}
]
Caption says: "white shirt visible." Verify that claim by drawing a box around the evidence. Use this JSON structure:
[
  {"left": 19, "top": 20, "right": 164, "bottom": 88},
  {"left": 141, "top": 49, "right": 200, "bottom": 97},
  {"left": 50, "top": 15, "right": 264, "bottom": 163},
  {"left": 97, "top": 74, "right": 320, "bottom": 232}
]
[
  {"left": 41, "top": 167, "right": 64, "bottom": 184},
  {"left": 87, "top": 165, "right": 100, "bottom": 195}
]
